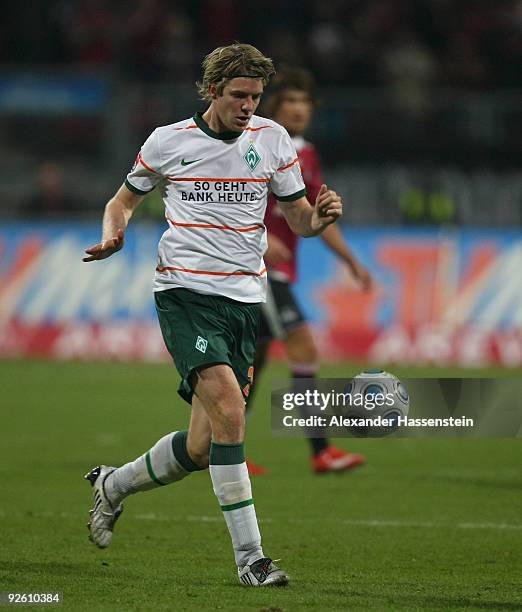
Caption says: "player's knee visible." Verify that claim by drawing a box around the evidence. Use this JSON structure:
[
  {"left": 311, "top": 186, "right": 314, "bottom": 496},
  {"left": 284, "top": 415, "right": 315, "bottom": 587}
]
[
  {"left": 215, "top": 403, "right": 245, "bottom": 431},
  {"left": 209, "top": 402, "right": 245, "bottom": 442}
]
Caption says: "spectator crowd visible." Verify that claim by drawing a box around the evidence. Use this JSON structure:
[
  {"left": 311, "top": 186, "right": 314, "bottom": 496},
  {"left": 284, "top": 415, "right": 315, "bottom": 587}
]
[{"left": 1, "top": 0, "right": 521, "bottom": 90}]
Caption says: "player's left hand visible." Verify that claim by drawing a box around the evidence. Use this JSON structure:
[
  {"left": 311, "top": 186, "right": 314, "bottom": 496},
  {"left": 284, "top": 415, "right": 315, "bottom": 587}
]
[{"left": 311, "top": 184, "right": 342, "bottom": 231}]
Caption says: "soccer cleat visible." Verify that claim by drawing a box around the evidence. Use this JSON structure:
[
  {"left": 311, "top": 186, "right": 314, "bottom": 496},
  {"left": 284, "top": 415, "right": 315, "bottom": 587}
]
[
  {"left": 312, "top": 446, "right": 366, "bottom": 474},
  {"left": 238, "top": 557, "right": 289, "bottom": 587},
  {"left": 85, "top": 465, "right": 124, "bottom": 549},
  {"left": 246, "top": 458, "right": 270, "bottom": 476}
]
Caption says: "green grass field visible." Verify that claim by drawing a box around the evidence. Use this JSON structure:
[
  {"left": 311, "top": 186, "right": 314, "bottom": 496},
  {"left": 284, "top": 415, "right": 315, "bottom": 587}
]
[{"left": 1, "top": 360, "right": 521, "bottom": 611}]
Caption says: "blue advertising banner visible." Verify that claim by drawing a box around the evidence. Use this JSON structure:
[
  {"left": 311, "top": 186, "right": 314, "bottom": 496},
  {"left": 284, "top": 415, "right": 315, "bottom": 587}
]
[{"left": 1, "top": 222, "right": 521, "bottom": 365}]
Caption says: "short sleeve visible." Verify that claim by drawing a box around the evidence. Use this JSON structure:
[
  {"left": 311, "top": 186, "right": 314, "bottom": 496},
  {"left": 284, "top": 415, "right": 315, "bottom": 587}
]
[
  {"left": 125, "top": 130, "right": 163, "bottom": 195},
  {"left": 270, "top": 130, "right": 306, "bottom": 202}
]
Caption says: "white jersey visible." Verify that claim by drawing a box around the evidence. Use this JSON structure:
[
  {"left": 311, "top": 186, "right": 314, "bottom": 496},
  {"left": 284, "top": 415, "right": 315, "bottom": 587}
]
[{"left": 126, "top": 113, "right": 305, "bottom": 302}]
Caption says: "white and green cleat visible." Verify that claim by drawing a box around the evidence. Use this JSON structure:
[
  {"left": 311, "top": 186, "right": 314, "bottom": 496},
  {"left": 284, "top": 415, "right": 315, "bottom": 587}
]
[
  {"left": 238, "top": 557, "right": 289, "bottom": 587},
  {"left": 85, "top": 465, "right": 124, "bottom": 549}
]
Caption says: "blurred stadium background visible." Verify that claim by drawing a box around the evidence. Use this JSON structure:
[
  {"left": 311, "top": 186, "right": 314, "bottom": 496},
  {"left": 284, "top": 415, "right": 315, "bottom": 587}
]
[{"left": 1, "top": 0, "right": 522, "bottom": 368}]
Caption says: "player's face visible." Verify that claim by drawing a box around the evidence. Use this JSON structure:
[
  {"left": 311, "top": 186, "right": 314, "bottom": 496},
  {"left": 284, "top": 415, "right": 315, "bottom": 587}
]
[
  {"left": 211, "top": 77, "right": 264, "bottom": 132},
  {"left": 274, "top": 90, "right": 313, "bottom": 136}
]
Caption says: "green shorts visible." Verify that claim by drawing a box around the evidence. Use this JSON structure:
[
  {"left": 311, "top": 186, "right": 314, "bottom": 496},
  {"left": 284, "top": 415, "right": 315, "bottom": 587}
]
[{"left": 155, "top": 288, "right": 260, "bottom": 405}]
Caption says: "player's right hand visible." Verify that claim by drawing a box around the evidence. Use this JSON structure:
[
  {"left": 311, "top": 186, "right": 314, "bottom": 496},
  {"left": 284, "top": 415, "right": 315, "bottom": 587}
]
[{"left": 83, "top": 228, "right": 124, "bottom": 262}]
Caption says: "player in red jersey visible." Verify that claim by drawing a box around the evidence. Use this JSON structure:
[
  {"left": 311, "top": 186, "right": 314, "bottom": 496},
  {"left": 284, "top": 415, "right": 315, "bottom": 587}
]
[{"left": 246, "top": 67, "right": 373, "bottom": 475}]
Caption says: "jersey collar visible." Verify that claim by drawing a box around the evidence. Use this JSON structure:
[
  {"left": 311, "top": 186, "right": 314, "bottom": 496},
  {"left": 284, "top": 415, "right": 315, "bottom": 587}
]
[{"left": 194, "top": 112, "right": 243, "bottom": 140}]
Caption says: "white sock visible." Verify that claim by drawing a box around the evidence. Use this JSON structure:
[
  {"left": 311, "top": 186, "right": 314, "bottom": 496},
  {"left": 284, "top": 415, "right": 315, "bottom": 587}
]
[
  {"left": 106, "top": 431, "right": 197, "bottom": 504},
  {"left": 209, "top": 442, "right": 263, "bottom": 568}
]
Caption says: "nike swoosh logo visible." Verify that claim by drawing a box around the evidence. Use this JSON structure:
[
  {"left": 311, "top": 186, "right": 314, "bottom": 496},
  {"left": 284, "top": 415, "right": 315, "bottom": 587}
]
[{"left": 181, "top": 158, "right": 202, "bottom": 166}]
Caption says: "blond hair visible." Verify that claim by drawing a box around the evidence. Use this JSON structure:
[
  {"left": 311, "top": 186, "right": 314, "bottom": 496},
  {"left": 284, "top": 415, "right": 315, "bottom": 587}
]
[{"left": 197, "top": 43, "right": 275, "bottom": 103}]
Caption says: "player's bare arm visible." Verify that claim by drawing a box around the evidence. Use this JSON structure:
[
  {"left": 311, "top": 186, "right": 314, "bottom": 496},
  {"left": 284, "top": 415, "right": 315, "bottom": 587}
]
[
  {"left": 277, "top": 183, "right": 342, "bottom": 237},
  {"left": 83, "top": 184, "right": 144, "bottom": 262},
  {"left": 320, "top": 224, "right": 373, "bottom": 290}
]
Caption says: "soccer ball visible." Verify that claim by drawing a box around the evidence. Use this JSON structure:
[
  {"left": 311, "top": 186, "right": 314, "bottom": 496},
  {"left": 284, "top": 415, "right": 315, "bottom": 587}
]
[{"left": 343, "top": 370, "right": 409, "bottom": 437}]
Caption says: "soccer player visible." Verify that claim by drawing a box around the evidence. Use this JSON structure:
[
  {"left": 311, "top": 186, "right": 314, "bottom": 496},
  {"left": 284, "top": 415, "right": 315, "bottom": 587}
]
[
  {"left": 246, "top": 67, "right": 372, "bottom": 475},
  {"left": 82, "top": 44, "right": 343, "bottom": 587}
]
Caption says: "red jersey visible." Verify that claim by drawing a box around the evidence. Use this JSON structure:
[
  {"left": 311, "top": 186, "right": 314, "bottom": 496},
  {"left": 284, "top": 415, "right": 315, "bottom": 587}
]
[{"left": 264, "top": 136, "right": 323, "bottom": 282}]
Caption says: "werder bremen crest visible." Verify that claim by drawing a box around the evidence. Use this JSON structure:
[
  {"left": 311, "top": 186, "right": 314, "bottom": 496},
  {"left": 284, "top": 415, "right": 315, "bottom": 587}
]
[{"left": 243, "top": 144, "right": 261, "bottom": 171}]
